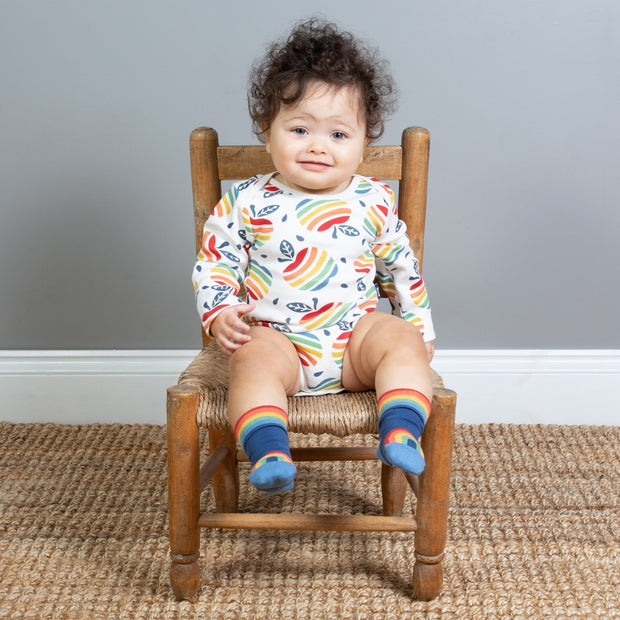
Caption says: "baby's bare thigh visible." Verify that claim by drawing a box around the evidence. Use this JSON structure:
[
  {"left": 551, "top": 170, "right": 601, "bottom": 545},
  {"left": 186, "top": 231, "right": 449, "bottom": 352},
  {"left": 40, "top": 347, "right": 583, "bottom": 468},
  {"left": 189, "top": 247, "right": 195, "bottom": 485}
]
[{"left": 233, "top": 326, "right": 301, "bottom": 395}]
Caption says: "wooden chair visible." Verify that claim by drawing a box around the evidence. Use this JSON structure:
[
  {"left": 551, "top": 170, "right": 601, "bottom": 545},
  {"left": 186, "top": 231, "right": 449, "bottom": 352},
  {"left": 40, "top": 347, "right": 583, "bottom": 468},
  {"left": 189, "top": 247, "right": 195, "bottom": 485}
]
[{"left": 167, "top": 126, "right": 456, "bottom": 602}]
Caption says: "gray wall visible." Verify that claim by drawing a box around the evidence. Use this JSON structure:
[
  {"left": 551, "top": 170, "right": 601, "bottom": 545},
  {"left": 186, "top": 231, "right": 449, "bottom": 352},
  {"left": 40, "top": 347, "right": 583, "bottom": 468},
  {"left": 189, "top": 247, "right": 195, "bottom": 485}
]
[{"left": 1, "top": 1, "right": 618, "bottom": 350}]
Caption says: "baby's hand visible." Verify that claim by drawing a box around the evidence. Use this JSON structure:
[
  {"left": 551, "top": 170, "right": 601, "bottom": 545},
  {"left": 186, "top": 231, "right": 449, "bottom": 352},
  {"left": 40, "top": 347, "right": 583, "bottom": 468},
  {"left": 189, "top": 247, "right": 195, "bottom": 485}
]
[
  {"left": 210, "top": 304, "right": 255, "bottom": 356},
  {"left": 425, "top": 340, "right": 435, "bottom": 363}
]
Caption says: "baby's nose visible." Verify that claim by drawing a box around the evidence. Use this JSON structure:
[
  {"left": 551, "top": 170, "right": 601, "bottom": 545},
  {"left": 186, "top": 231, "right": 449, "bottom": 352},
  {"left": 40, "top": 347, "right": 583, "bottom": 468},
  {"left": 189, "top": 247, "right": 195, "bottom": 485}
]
[{"left": 308, "top": 137, "right": 328, "bottom": 153}]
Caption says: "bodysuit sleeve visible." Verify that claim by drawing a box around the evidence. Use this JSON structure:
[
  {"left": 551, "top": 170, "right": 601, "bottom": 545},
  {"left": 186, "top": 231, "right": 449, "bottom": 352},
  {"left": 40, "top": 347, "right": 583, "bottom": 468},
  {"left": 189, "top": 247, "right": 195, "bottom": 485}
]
[
  {"left": 371, "top": 185, "right": 436, "bottom": 342},
  {"left": 192, "top": 181, "right": 252, "bottom": 335}
]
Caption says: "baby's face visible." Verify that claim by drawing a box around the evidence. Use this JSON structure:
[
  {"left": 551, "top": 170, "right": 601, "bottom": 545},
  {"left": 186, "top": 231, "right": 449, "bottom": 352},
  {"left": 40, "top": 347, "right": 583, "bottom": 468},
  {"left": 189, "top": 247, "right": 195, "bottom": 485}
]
[{"left": 264, "top": 82, "right": 367, "bottom": 194}]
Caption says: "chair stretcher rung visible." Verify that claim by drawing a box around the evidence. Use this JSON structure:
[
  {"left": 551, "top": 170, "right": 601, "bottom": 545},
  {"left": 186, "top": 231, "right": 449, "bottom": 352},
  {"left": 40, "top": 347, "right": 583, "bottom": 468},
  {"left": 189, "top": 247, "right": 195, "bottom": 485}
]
[
  {"left": 200, "top": 445, "right": 229, "bottom": 491},
  {"left": 198, "top": 512, "right": 416, "bottom": 532},
  {"left": 404, "top": 470, "right": 419, "bottom": 496}
]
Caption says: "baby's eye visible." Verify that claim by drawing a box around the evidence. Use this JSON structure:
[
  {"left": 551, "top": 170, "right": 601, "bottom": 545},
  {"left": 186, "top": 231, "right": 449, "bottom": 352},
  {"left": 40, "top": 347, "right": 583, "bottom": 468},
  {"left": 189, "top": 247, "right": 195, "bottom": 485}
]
[
  {"left": 331, "top": 131, "right": 348, "bottom": 140},
  {"left": 292, "top": 127, "right": 307, "bottom": 135}
]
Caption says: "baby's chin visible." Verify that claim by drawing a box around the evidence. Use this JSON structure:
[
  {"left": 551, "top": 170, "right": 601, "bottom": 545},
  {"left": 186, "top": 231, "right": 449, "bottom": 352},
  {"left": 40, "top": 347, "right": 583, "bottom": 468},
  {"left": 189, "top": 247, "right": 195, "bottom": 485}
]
[{"left": 277, "top": 173, "right": 354, "bottom": 195}]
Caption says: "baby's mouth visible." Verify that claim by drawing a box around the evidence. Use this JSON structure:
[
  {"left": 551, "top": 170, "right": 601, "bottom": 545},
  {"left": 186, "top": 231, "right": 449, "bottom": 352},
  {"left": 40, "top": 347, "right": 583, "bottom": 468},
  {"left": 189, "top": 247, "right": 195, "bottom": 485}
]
[{"left": 299, "top": 160, "right": 332, "bottom": 171}]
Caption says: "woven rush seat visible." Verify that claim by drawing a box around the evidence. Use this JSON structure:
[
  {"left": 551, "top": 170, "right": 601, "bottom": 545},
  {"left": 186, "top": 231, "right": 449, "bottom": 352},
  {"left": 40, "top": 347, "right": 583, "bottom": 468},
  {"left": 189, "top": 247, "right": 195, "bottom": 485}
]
[{"left": 179, "top": 342, "right": 445, "bottom": 435}]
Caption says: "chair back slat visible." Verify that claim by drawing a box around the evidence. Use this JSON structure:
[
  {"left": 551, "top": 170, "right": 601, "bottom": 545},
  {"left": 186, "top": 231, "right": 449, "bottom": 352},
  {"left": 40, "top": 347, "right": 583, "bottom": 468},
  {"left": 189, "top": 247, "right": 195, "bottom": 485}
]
[
  {"left": 399, "top": 127, "right": 430, "bottom": 264},
  {"left": 216, "top": 145, "right": 404, "bottom": 181}
]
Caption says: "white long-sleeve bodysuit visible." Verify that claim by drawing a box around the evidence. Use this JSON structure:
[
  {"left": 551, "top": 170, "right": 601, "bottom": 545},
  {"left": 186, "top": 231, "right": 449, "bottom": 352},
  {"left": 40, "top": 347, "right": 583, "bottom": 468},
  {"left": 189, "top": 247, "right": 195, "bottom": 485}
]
[{"left": 192, "top": 173, "right": 435, "bottom": 394}]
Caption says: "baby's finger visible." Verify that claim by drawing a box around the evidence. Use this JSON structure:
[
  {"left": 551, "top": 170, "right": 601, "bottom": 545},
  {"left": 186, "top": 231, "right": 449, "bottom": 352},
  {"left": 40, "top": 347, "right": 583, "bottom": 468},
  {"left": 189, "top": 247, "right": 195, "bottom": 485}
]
[
  {"left": 231, "top": 315, "right": 250, "bottom": 333},
  {"left": 236, "top": 303, "right": 256, "bottom": 315}
]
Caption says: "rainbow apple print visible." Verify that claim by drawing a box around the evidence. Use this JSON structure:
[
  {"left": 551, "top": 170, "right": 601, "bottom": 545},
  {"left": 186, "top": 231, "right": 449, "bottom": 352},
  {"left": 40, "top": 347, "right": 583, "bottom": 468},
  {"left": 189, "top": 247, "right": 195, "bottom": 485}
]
[
  {"left": 279, "top": 241, "right": 338, "bottom": 292},
  {"left": 286, "top": 298, "right": 351, "bottom": 330}
]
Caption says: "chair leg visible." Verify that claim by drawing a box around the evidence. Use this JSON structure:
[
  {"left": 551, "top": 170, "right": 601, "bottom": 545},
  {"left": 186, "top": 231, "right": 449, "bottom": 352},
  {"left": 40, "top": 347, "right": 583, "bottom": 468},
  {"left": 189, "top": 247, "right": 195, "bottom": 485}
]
[
  {"left": 209, "top": 428, "right": 239, "bottom": 512},
  {"left": 412, "top": 387, "right": 456, "bottom": 601},
  {"left": 167, "top": 385, "right": 201, "bottom": 601},
  {"left": 381, "top": 463, "right": 407, "bottom": 516}
]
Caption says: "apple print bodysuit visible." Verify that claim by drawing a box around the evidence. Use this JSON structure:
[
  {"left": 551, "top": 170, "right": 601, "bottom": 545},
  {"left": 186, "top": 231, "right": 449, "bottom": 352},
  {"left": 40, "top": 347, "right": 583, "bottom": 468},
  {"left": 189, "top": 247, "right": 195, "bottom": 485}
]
[{"left": 192, "top": 173, "right": 435, "bottom": 394}]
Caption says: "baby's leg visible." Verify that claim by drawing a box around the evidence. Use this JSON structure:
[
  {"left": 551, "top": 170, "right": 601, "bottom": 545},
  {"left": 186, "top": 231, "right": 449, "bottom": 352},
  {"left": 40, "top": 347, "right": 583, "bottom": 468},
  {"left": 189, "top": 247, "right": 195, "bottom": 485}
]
[
  {"left": 228, "top": 326, "right": 301, "bottom": 494},
  {"left": 342, "top": 312, "right": 433, "bottom": 474}
]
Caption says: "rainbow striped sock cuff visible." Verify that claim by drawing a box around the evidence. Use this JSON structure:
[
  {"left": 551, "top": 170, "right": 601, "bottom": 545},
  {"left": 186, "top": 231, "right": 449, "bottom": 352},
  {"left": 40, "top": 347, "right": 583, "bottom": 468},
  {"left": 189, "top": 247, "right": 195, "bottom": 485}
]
[
  {"left": 378, "top": 388, "right": 430, "bottom": 429},
  {"left": 234, "top": 405, "right": 289, "bottom": 449}
]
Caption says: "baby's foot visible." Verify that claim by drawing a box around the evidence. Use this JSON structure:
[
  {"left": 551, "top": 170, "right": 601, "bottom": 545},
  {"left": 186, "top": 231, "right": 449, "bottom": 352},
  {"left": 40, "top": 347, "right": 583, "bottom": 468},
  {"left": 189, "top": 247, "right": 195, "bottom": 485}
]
[
  {"left": 376, "top": 429, "right": 425, "bottom": 475},
  {"left": 248, "top": 451, "right": 297, "bottom": 494}
]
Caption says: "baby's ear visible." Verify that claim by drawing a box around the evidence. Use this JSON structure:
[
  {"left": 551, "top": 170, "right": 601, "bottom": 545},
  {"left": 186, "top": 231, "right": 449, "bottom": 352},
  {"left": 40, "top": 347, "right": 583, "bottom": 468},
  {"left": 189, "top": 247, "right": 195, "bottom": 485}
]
[{"left": 360, "top": 137, "right": 370, "bottom": 163}]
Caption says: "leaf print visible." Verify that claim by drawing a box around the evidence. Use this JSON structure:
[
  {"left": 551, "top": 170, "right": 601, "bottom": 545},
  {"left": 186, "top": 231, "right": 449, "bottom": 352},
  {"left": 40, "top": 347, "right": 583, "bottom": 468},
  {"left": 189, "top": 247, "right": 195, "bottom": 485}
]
[
  {"left": 258, "top": 204, "right": 280, "bottom": 217},
  {"left": 338, "top": 225, "right": 360, "bottom": 237},
  {"left": 280, "top": 240, "right": 295, "bottom": 260},
  {"left": 270, "top": 323, "right": 292, "bottom": 333},
  {"left": 237, "top": 176, "right": 258, "bottom": 191},
  {"left": 412, "top": 258, "right": 420, "bottom": 276},
  {"left": 211, "top": 291, "right": 228, "bottom": 308},
  {"left": 220, "top": 250, "right": 241, "bottom": 262},
  {"left": 286, "top": 302, "right": 315, "bottom": 313}
]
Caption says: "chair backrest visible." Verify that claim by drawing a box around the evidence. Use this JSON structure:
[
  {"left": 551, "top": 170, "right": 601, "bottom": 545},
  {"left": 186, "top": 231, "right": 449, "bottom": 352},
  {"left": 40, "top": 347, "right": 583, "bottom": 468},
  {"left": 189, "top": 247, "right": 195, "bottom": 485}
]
[{"left": 189, "top": 126, "right": 431, "bottom": 346}]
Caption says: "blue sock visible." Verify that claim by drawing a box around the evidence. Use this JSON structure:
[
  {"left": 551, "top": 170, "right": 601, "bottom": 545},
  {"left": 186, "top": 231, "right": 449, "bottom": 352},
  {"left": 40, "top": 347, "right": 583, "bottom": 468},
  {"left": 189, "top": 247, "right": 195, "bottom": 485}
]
[
  {"left": 376, "top": 389, "right": 430, "bottom": 475},
  {"left": 234, "top": 406, "right": 296, "bottom": 494}
]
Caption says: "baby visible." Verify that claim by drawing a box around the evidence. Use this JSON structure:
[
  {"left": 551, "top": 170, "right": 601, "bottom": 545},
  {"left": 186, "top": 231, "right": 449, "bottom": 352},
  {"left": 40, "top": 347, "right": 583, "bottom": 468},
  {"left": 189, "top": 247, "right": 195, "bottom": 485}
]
[{"left": 193, "top": 18, "right": 435, "bottom": 494}]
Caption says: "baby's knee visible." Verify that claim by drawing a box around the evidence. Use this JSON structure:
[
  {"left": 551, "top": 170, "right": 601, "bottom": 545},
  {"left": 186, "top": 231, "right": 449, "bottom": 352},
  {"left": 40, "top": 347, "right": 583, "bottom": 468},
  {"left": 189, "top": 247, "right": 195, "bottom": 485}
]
[
  {"left": 371, "top": 314, "right": 422, "bottom": 344},
  {"left": 375, "top": 318, "right": 429, "bottom": 366},
  {"left": 229, "top": 328, "right": 300, "bottom": 390},
  {"left": 229, "top": 339, "right": 262, "bottom": 377},
  {"left": 229, "top": 331, "right": 275, "bottom": 368}
]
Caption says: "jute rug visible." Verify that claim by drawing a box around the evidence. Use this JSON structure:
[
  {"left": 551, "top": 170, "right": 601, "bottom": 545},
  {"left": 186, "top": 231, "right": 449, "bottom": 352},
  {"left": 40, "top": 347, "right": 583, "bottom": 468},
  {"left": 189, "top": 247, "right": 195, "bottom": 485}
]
[{"left": 0, "top": 422, "right": 617, "bottom": 619}]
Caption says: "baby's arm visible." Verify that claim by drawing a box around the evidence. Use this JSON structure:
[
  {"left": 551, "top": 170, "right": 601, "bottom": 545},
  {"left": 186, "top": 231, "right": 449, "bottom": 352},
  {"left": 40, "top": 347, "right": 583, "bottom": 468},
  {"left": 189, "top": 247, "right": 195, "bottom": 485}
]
[
  {"left": 192, "top": 182, "right": 252, "bottom": 338},
  {"left": 372, "top": 188, "right": 436, "bottom": 344}
]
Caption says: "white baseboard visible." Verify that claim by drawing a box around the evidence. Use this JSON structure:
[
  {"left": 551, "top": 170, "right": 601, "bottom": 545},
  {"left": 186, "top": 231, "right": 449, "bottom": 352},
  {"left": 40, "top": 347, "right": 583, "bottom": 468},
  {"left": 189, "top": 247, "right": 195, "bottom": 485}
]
[
  {"left": 0, "top": 351, "right": 194, "bottom": 425},
  {"left": 432, "top": 350, "right": 619, "bottom": 425},
  {"left": 0, "top": 350, "right": 618, "bottom": 425}
]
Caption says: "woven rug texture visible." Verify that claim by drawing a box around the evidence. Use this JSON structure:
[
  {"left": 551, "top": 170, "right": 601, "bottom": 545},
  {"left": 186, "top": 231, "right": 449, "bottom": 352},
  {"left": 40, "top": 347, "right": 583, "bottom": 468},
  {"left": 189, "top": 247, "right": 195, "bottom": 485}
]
[{"left": 0, "top": 422, "right": 618, "bottom": 619}]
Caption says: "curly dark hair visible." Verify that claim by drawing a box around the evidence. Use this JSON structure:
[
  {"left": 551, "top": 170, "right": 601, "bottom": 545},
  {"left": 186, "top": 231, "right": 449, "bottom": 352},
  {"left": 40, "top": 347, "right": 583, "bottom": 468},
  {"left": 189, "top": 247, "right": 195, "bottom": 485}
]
[{"left": 248, "top": 17, "right": 397, "bottom": 142}]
